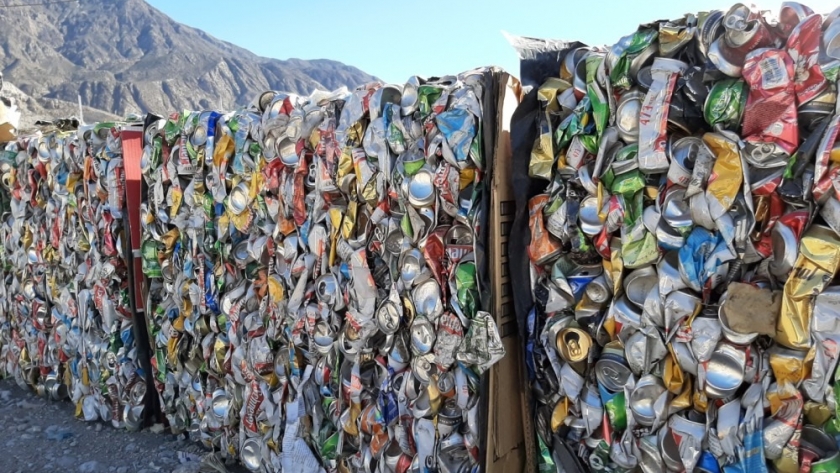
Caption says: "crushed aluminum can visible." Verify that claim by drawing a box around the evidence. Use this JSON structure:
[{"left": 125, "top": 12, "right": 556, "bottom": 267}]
[
  {"left": 703, "top": 343, "right": 746, "bottom": 399},
  {"left": 769, "top": 213, "right": 806, "bottom": 279},
  {"left": 779, "top": 225, "right": 840, "bottom": 349},
  {"left": 659, "top": 426, "right": 684, "bottom": 471},
  {"left": 812, "top": 452, "right": 840, "bottom": 473},
  {"left": 624, "top": 266, "right": 657, "bottom": 308},
  {"left": 529, "top": 194, "right": 562, "bottom": 265},
  {"left": 785, "top": 14, "right": 827, "bottom": 106},
  {"left": 637, "top": 58, "right": 687, "bottom": 174},
  {"left": 616, "top": 89, "right": 644, "bottom": 143},
  {"left": 703, "top": 78, "right": 747, "bottom": 132},
  {"left": 666, "top": 136, "right": 703, "bottom": 188},
  {"left": 825, "top": 19, "right": 840, "bottom": 71},
  {"left": 721, "top": 4, "right": 773, "bottom": 63},
  {"left": 629, "top": 374, "right": 667, "bottom": 427},
  {"left": 555, "top": 327, "right": 592, "bottom": 374},
  {"left": 707, "top": 37, "right": 743, "bottom": 78},
  {"left": 668, "top": 413, "right": 707, "bottom": 471},
  {"left": 778, "top": 3, "right": 814, "bottom": 37},
  {"left": 741, "top": 48, "right": 798, "bottom": 164}
]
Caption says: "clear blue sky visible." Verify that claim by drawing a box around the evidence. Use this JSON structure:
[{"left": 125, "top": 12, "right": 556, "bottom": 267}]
[{"left": 146, "top": 0, "right": 839, "bottom": 84}]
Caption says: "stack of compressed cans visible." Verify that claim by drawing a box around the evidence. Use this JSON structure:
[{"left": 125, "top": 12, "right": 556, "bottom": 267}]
[
  {"left": 0, "top": 122, "right": 147, "bottom": 429},
  {"left": 520, "top": 3, "right": 840, "bottom": 473},
  {"left": 140, "top": 68, "right": 505, "bottom": 472}
]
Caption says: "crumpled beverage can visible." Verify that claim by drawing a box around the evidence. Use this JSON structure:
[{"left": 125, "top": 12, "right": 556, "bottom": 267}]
[
  {"left": 778, "top": 225, "right": 840, "bottom": 349},
  {"left": 610, "top": 29, "right": 659, "bottom": 91},
  {"left": 812, "top": 114, "right": 840, "bottom": 203},
  {"left": 721, "top": 6, "right": 772, "bottom": 64},
  {"left": 785, "top": 14, "right": 827, "bottom": 106},
  {"left": 638, "top": 58, "right": 688, "bottom": 174},
  {"left": 669, "top": 413, "right": 707, "bottom": 471},
  {"left": 763, "top": 383, "right": 803, "bottom": 463},
  {"left": 805, "top": 287, "right": 840, "bottom": 402},
  {"left": 768, "top": 210, "right": 809, "bottom": 278},
  {"left": 741, "top": 49, "right": 798, "bottom": 160},
  {"left": 597, "top": 383, "right": 627, "bottom": 431},
  {"left": 703, "top": 78, "right": 747, "bottom": 132},
  {"left": 696, "top": 451, "right": 721, "bottom": 473},
  {"left": 811, "top": 451, "right": 840, "bottom": 473},
  {"left": 529, "top": 194, "right": 562, "bottom": 265}
]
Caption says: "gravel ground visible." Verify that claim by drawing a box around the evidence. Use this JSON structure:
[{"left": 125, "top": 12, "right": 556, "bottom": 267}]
[{"left": 0, "top": 378, "right": 248, "bottom": 473}]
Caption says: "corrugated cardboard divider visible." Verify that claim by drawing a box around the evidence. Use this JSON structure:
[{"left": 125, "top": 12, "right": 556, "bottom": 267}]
[{"left": 484, "top": 71, "right": 536, "bottom": 473}]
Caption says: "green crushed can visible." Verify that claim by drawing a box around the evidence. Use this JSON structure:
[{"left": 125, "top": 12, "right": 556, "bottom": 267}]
[
  {"left": 703, "top": 79, "right": 747, "bottom": 131},
  {"left": 610, "top": 29, "right": 658, "bottom": 91}
]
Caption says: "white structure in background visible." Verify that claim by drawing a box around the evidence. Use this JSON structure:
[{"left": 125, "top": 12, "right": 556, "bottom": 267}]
[{"left": 0, "top": 73, "right": 21, "bottom": 142}]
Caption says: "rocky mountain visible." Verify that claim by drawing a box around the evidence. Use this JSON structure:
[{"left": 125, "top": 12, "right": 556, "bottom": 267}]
[{"left": 0, "top": 0, "right": 377, "bottom": 128}]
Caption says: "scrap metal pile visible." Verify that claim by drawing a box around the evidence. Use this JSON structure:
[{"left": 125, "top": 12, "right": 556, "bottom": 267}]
[
  {"left": 520, "top": 3, "right": 840, "bottom": 473},
  {"left": 0, "top": 121, "right": 147, "bottom": 429},
  {"left": 139, "top": 69, "right": 505, "bottom": 472}
]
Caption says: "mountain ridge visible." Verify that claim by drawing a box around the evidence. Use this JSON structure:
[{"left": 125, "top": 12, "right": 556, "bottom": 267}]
[{"left": 0, "top": 0, "right": 378, "bottom": 127}]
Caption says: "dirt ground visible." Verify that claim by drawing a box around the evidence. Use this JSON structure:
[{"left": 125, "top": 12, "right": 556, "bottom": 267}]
[{"left": 0, "top": 378, "right": 248, "bottom": 473}]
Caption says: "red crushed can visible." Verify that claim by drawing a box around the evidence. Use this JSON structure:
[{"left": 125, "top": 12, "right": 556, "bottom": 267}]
[
  {"left": 777, "top": 2, "right": 814, "bottom": 39},
  {"left": 813, "top": 115, "right": 840, "bottom": 203},
  {"left": 785, "top": 14, "right": 828, "bottom": 105},
  {"left": 741, "top": 49, "right": 798, "bottom": 156},
  {"left": 753, "top": 192, "right": 784, "bottom": 258},
  {"left": 722, "top": 3, "right": 774, "bottom": 65}
]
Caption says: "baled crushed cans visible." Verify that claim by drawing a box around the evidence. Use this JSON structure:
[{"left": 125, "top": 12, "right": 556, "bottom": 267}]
[
  {"left": 516, "top": 3, "right": 840, "bottom": 473},
  {"left": 0, "top": 120, "right": 148, "bottom": 429},
  {"left": 140, "top": 69, "right": 506, "bottom": 472}
]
